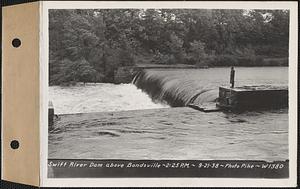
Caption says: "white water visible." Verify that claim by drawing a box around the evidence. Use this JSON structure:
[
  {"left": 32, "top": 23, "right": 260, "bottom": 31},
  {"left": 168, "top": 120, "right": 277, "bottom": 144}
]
[
  {"left": 49, "top": 83, "right": 168, "bottom": 115},
  {"left": 49, "top": 67, "right": 288, "bottom": 160},
  {"left": 49, "top": 67, "right": 288, "bottom": 115}
]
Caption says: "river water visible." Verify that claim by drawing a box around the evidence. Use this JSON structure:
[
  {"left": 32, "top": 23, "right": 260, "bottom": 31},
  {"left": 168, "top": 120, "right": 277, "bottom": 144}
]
[
  {"left": 49, "top": 67, "right": 287, "bottom": 114},
  {"left": 49, "top": 67, "right": 288, "bottom": 160},
  {"left": 49, "top": 83, "right": 168, "bottom": 114}
]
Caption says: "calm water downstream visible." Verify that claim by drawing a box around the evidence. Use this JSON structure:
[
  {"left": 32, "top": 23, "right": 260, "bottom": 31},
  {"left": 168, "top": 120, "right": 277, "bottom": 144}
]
[{"left": 49, "top": 67, "right": 288, "bottom": 160}]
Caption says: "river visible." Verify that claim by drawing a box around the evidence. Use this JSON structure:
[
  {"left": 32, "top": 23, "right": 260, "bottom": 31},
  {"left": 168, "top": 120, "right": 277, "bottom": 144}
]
[
  {"left": 49, "top": 67, "right": 288, "bottom": 114},
  {"left": 49, "top": 67, "right": 288, "bottom": 160}
]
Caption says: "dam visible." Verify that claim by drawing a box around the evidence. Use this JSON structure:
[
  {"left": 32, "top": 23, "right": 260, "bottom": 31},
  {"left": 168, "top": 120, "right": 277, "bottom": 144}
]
[
  {"left": 133, "top": 67, "right": 288, "bottom": 110},
  {"left": 48, "top": 67, "right": 288, "bottom": 161}
]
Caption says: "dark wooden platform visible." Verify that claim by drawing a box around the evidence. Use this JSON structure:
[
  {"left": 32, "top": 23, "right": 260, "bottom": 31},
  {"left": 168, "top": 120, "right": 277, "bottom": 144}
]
[
  {"left": 217, "top": 85, "right": 288, "bottom": 110},
  {"left": 187, "top": 103, "right": 221, "bottom": 112}
]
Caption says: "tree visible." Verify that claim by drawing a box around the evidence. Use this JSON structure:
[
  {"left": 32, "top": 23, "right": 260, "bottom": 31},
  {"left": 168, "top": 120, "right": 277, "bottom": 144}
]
[
  {"left": 49, "top": 8, "right": 290, "bottom": 85},
  {"left": 186, "top": 40, "right": 207, "bottom": 65}
]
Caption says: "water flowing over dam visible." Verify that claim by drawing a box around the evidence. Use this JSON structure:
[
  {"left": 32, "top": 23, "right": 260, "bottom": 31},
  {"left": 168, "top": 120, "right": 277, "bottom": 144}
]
[
  {"left": 49, "top": 83, "right": 168, "bottom": 114},
  {"left": 49, "top": 67, "right": 288, "bottom": 161},
  {"left": 133, "top": 69, "right": 221, "bottom": 107},
  {"left": 133, "top": 68, "right": 288, "bottom": 107},
  {"left": 49, "top": 67, "right": 288, "bottom": 114}
]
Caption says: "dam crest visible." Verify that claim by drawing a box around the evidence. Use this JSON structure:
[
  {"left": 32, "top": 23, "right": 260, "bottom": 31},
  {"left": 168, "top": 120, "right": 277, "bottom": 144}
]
[{"left": 133, "top": 69, "right": 219, "bottom": 107}]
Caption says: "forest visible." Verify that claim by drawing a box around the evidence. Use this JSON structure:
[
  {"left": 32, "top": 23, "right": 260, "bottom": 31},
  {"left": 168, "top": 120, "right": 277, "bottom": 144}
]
[{"left": 49, "top": 9, "right": 289, "bottom": 85}]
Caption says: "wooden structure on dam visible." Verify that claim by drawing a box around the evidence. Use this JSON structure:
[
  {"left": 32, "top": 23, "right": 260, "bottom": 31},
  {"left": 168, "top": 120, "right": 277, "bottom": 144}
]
[
  {"left": 188, "top": 67, "right": 288, "bottom": 112},
  {"left": 216, "top": 85, "right": 288, "bottom": 111},
  {"left": 187, "top": 85, "right": 288, "bottom": 112}
]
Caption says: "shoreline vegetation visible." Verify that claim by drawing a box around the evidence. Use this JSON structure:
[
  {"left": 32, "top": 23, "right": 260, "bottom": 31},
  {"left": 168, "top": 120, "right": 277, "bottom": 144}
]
[{"left": 49, "top": 9, "right": 289, "bottom": 86}]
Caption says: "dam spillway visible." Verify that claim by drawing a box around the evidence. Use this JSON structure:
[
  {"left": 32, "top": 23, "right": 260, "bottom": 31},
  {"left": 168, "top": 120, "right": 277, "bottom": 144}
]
[
  {"left": 48, "top": 67, "right": 288, "bottom": 162},
  {"left": 133, "top": 69, "right": 219, "bottom": 107},
  {"left": 133, "top": 68, "right": 288, "bottom": 110}
]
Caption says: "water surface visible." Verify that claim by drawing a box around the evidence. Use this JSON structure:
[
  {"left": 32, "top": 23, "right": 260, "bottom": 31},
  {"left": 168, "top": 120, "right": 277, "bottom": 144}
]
[
  {"left": 50, "top": 67, "right": 288, "bottom": 113},
  {"left": 49, "top": 67, "right": 288, "bottom": 160}
]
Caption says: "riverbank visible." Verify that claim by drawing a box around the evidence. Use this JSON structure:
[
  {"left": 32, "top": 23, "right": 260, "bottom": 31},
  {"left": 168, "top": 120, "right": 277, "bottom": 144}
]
[{"left": 49, "top": 107, "right": 288, "bottom": 161}]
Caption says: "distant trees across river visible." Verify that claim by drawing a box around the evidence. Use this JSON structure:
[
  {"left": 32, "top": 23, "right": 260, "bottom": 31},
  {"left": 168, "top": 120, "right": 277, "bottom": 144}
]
[{"left": 49, "top": 9, "right": 289, "bottom": 85}]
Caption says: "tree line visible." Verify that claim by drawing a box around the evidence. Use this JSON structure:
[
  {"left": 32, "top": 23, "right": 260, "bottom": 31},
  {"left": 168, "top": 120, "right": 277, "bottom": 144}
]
[{"left": 49, "top": 9, "right": 289, "bottom": 85}]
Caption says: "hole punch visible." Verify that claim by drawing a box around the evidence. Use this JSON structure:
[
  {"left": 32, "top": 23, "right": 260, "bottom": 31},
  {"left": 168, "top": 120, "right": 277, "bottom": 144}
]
[
  {"left": 10, "top": 140, "right": 19, "bottom": 149},
  {"left": 12, "top": 38, "right": 21, "bottom": 48}
]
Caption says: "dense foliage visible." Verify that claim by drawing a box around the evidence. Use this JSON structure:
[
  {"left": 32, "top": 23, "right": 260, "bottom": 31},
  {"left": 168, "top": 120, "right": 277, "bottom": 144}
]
[{"left": 49, "top": 9, "right": 289, "bottom": 85}]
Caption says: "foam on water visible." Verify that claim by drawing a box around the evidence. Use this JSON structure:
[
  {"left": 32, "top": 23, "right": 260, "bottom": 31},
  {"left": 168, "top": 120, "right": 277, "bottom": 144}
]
[{"left": 49, "top": 83, "right": 169, "bottom": 115}]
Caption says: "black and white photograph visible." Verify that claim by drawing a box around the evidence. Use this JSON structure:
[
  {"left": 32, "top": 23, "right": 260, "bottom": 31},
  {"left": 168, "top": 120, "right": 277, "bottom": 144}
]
[{"left": 44, "top": 1, "right": 296, "bottom": 184}]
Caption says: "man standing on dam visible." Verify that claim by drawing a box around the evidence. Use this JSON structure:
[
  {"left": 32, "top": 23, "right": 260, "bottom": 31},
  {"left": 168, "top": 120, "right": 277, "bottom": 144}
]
[{"left": 230, "top": 67, "right": 235, "bottom": 88}]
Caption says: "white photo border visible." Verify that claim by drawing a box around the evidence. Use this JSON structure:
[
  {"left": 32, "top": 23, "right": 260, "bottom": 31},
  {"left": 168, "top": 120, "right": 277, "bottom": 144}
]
[{"left": 40, "top": 1, "right": 298, "bottom": 187}]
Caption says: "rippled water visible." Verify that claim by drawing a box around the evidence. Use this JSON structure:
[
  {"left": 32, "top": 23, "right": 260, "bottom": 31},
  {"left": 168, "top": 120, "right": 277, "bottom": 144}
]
[
  {"left": 49, "top": 67, "right": 288, "bottom": 160},
  {"left": 49, "top": 107, "right": 288, "bottom": 160}
]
